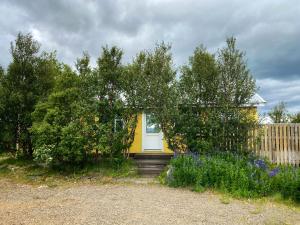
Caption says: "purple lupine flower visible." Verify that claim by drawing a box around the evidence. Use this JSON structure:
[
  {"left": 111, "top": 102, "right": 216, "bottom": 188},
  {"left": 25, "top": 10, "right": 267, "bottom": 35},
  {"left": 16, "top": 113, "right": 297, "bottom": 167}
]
[
  {"left": 254, "top": 159, "right": 268, "bottom": 170},
  {"left": 173, "top": 151, "right": 178, "bottom": 158},
  {"left": 186, "top": 151, "right": 202, "bottom": 167},
  {"left": 269, "top": 167, "right": 280, "bottom": 177}
]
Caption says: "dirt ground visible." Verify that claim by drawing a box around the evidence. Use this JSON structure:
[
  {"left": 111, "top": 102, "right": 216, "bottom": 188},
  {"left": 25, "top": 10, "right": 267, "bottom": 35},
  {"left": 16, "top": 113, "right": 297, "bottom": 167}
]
[{"left": 0, "top": 179, "right": 299, "bottom": 225}]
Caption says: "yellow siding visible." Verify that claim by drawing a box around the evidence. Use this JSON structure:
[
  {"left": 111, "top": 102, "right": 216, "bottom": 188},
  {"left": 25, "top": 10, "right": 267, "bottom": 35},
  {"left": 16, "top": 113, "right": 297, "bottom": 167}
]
[
  {"left": 129, "top": 114, "right": 142, "bottom": 153},
  {"left": 163, "top": 139, "right": 173, "bottom": 153},
  {"left": 241, "top": 107, "right": 258, "bottom": 122}
]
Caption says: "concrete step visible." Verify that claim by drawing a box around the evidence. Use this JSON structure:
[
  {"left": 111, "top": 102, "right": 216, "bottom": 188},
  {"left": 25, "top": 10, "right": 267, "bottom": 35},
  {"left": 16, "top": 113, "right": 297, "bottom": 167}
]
[
  {"left": 137, "top": 164, "right": 165, "bottom": 169},
  {"left": 133, "top": 153, "right": 173, "bottom": 176},
  {"left": 137, "top": 167, "right": 165, "bottom": 175},
  {"left": 135, "top": 159, "right": 170, "bottom": 166},
  {"left": 134, "top": 153, "right": 173, "bottom": 160}
]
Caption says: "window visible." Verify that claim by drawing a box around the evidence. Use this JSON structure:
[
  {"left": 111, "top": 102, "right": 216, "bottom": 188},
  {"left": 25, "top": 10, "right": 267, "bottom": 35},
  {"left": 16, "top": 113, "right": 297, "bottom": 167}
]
[
  {"left": 146, "top": 114, "right": 160, "bottom": 133},
  {"left": 114, "top": 118, "right": 124, "bottom": 132}
]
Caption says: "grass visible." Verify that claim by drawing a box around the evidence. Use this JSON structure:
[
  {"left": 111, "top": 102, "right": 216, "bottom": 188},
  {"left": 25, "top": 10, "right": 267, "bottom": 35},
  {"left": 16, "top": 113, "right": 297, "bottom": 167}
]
[
  {"left": 0, "top": 152, "right": 138, "bottom": 186},
  {"left": 219, "top": 195, "right": 231, "bottom": 204}
]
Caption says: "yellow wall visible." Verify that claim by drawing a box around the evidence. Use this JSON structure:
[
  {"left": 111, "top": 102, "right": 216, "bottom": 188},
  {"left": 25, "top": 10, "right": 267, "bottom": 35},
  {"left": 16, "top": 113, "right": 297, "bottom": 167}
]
[
  {"left": 129, "top": 114, "right": 142, "bottom": 153},
  {"left": 129, "top": 113, "right": 172, "bottom": 153},
  {"left": 242, "top": 107, "right": 259, "bottom": 122}
]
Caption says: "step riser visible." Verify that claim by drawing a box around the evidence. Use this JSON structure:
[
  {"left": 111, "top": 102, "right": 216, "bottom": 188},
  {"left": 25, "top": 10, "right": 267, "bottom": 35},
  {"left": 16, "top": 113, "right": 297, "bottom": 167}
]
[
  {"left": 135, "top": 159, "right": 170, "bottom": 163},
  {"left": 135, "top": 162, "right": 169, "bottom": 166},
  {"left": 134, "top": 155, "right": 173, "bottom": 160},
  {"left": 138, "top": 166, "right": 165, "bottom": 170}
]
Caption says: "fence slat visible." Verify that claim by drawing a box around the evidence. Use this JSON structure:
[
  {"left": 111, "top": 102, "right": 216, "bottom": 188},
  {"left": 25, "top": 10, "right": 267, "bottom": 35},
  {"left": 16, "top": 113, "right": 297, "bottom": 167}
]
[
  {"left": 283, "top": 124, "right": 287, "bottom": 164},
  {"left": 295, "top": 126, "right": 299, "bottom": 165},
  {"left": 290, "top": 124, "right": 295, "bottom": 165}
]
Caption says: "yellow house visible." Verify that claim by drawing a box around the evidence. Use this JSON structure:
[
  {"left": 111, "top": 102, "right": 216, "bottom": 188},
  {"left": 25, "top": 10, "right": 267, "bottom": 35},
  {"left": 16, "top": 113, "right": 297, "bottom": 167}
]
[{"left": 127, "top": 93, "right": 266, "bottom": 155}]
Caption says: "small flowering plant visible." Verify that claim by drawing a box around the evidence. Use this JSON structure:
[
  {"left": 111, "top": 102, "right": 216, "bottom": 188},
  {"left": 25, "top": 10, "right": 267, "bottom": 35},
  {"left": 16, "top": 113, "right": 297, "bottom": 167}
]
[
  {"left": 168, "top": 151, "right": 299, "bottom": 202},
  {"left": 253, "top": 159, "right": 268, "bottom": 170},
  {"left": 268, "top": 167, "right": 280, "bottom": 177},
  {"left": 252, "top": 158, "right": 281, "bottom": 178},
  {"left": 185, "top": 151, "right": 202, "bottom": 167}
]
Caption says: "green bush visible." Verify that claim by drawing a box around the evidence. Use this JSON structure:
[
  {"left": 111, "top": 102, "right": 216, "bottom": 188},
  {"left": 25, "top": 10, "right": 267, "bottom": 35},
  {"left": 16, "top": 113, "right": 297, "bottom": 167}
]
[
  {"left": 167, "top": 152, "right": 300, "bottom": 202},
  {"left": 33, "top": 144, "right": 54, "bottom": 166}
]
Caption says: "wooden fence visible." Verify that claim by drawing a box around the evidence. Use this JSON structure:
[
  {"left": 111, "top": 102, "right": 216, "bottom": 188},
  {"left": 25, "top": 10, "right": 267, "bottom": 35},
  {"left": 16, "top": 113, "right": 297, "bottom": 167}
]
[{"left": 254, "top": 124, "right": 300, "bottom": 166}]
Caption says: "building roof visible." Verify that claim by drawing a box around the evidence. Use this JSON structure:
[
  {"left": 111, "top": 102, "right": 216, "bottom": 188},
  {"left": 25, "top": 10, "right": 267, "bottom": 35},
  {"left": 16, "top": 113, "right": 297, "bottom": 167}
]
[{"left": 248, "top": 93, "right": 267, "bottom": 106}]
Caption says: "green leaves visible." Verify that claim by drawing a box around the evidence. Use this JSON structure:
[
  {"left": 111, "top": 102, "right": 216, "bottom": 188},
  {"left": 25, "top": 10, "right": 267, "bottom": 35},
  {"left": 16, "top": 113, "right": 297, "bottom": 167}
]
[
  {"left": 268, "top": 101, "right": 290, "bottom": 123},
  {"left": 170, "top": 38, "right": 258, "bottom": 153},
  {"left": 1, "top": 33, "right": 259, "bottom": 164},
  {"left": 217, "top": 37, "right": 256, "bottom": 107},
  {"left": 180, "top": 46, "right": 219, "bottom": 106},
  {"left": 31, "top": 46, "right": 139, "bottom": 165},
  {"left": 168, "top": 153, "right": 300, "bottom": 202},
  {"left": 31, "top": 66, "right": 83, "bottom": 164},
  {"left": 0, "top": 33, "right": 58, "bottom": 155},
  {"left": 291, "top": 112, "right": 300, "bottom": 123}
]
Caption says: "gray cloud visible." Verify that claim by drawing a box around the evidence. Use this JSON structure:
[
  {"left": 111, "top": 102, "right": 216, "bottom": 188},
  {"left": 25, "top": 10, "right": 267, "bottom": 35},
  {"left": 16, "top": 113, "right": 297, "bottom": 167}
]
[{"left": 0, "top": 0, "right": 299, "bottom": 113}]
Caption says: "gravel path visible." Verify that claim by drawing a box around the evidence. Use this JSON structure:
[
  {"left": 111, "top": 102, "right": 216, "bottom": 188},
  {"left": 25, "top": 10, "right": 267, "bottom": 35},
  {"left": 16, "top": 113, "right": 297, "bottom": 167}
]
[{"left": 0, "top": 180, "right": 299, "bottom": 225}]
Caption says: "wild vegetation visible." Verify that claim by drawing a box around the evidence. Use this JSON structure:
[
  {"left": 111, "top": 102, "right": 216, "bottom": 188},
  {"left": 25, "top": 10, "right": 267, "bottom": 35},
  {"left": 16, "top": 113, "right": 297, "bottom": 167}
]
[
  {"left": 268, "top": 101, "right": 300, "bottom": 123},
  {"left": 163, "top": 152, "right": 300, "bottom": 203}
]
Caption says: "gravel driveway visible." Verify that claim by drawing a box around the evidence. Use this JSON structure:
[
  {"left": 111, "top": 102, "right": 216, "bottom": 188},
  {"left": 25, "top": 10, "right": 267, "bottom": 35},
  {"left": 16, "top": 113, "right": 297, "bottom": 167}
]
[{"left": 0, "top": 180, "right": 299, "bottom": 225}]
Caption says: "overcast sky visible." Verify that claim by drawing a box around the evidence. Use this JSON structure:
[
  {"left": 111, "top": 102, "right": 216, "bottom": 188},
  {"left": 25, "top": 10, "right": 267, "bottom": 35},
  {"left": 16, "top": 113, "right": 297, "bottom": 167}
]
[{"left": 0, "top": 0, "right": 299, "bottom": 114}]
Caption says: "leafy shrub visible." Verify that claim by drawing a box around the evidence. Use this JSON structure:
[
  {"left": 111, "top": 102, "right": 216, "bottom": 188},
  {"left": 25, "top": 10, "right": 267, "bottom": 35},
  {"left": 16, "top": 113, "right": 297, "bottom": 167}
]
[{"left": 167, "top": 152, "right": 300, "bottom": 202}]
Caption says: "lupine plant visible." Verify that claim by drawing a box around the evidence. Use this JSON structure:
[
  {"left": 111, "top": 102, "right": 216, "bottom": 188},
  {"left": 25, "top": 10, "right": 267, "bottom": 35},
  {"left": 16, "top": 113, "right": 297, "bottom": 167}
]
[{"left": 166, "top": 152, "right": 300, "bottom": 202}]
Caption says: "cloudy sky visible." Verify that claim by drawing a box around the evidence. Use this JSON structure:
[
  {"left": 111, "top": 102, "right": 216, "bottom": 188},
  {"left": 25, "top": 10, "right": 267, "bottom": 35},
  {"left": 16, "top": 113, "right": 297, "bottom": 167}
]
[{"left": 0, "top": 0, "right": 299, "bottom": 114}]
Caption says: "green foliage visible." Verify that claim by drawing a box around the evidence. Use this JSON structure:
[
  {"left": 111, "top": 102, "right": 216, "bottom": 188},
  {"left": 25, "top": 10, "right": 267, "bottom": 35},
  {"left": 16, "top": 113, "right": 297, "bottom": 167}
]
[
  {"left": 0, "top": 33, "right": 57, "bottom": 155},
  {"left": 167, "top": 153, "right": 300, "bottom": 202},
  {"left": 163, "top": 38, "right": 257, "bottom": 153},
  {"left": 31, "top": 47, "right": 139, "bottom": 165},
  {"left": 1, "top": 33, "right": 259, "bottom": 167},
  {"left": 268, "top": 102, "right": 290, "bottom": 123},
  {"left": 0, "top": 152, "right": 137, "bottom": 185},
  {"left": 129, "top": 43, "right": 179, "bottom": 150},
  {"left": 217, "top": 37, "right": 256, "bottom": 106},
  {"left": 86, "top": 46, "right": 139, "bottom": 159},
  {"left": 291, "top": 112, "right": 300, "bottom": 123},
  {"left": 31, "top": 65, "right": 86, "bottom": 164}
]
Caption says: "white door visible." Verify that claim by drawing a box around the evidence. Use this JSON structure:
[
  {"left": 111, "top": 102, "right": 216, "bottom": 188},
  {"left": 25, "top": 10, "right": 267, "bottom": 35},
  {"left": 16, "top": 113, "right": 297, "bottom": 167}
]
[{"left": 142, "top": 113, "right": 163, "bottom": 151}]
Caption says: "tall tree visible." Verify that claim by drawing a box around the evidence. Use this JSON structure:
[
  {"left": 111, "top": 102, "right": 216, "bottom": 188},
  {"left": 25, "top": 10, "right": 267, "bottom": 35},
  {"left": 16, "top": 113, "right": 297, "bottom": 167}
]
[
  {"left": 180, "top": 46, "right": 219, "bottom": 106},
  {"left": 0, "top": 66, "right": 9, "bottom": 151},
  {"left": 31, "top": 65, "right": 86, "bottom": 165},
  {"left": 173, "top": 38, "right": 257, "bottom": 153},
  {"left": 215, "top": 37, "right": 257, "bottom": 152},
  {"left": 131, "top": 43, "right": 178, "bottom": 150},
  {"left": 1, "top": 33, "right": 56, "bottom": 155},
  {"left": 217, "top": 37, "right": 256, "bottom": 107},
  {"left": 177, "top": 46, "right": 220, "bottom": 152},
  {"left": 268, "top": 102, "right": 289, "bottom": 123},
  {"left": 291, "top": 112, "right": 300, "bottom": 123},
  {"left": 91, "top": 46, "right": 138, "bottom": 160}
]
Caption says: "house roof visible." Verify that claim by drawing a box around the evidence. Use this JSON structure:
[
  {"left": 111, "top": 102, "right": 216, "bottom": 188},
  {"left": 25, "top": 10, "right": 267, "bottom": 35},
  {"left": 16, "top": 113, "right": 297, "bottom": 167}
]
[{"left": 247, "top": 93, "right": 266, "bottom": 106}]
